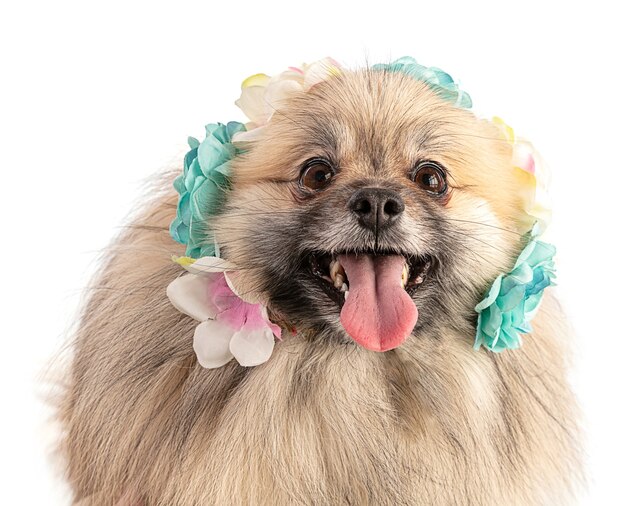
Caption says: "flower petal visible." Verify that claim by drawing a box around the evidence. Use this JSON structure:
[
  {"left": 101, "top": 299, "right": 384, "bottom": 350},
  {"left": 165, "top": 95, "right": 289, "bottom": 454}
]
[
  {"left": 187, "top": 136, "right": 200, "bottom": 149},
  {"left": 224, "top": 270, "right": 262, "bottom": 304},
  {"left": 475, "top": 275, "right": 502, "bottom": 312},
  {"left": 208, "top": 274, "right": 242, "bottom": 313},
  {"left": 166, "top": 274, "right": 219, "bottom": 321},
  {"left": 232, "top": 125, "right": 267, "bottom": 143},
  {"left": 198, "top": 134, "right": 231, "bottom": 174},
  {"left": 185, "top": 256, "right": 237, "bottom": 275},
  {"left": 191, "top": 178, "right": 222, "bottom": 218},
  {"left": 229, "top": 327, "right": 275, "bottom": 367},
  {"left": 235, "top": 85, "right": 272, "bottom": 125},
  {"left": 215, "top": 301, "right": 247, "bottom": 329},
  {"left": 303, "top": 57, "right": 342, "bottom": 89},
  {"left": 241, "top": 73, "right": 271, "bottom": 88},
  {"left": 264, "top": 77, "right": 302, "bottom": 112},
  {"left": 193, "top": 320, "right": 234, "bottom": 368},
  {"left": 172, "top": 255, "right": 196, "bottom": 268},
  {"left": 261, "top": 305, "right": 282, "bottom": 339}
]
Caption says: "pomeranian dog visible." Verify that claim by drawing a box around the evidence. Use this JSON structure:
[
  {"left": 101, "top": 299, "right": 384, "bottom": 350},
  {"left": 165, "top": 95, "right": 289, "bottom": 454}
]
[{"left": 57, "top": 59, "right": 581, "bottom": 505}]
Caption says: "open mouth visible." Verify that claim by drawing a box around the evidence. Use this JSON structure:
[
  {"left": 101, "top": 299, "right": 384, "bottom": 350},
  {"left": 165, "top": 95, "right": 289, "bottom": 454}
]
[
  {"left": 309, "top": 251, "right": 432, "bottom": 304},
  {"left": 308, "top": 250, "right": 433, "bottom": 352}
]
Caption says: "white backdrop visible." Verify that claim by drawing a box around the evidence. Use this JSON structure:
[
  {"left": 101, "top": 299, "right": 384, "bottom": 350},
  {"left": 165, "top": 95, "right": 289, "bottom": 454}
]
[{"left": 1, "top": 1, "right": 624, "bottom": 504}]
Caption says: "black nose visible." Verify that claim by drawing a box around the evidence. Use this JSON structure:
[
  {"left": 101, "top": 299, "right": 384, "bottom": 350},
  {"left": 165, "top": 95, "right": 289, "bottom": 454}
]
[{"left": 348, "top": 187, "right": 405, "bottom": 232}]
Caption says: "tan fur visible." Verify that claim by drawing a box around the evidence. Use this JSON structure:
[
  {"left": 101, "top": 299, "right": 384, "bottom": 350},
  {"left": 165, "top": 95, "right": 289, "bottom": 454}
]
[{"left": 57, "top": 70, "right": 581, "bottom": 505}]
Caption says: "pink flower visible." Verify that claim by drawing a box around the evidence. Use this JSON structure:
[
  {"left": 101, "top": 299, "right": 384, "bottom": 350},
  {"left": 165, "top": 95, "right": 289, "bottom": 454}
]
[{"left": 167, "top": 256, "right": 281, "bottom": 368}]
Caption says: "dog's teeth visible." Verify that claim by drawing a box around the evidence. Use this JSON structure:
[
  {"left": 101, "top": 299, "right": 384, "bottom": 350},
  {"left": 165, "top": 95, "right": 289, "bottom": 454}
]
[
  {"left": 344, "top": 290, "right": 350, "bottom": 300},
  {"left": 340, "top": 282, "right": 348, "bottom": 292},
  {"left": 330, "top": 259, "right": 346, "bottom": 285},
  {"left": 333, "top": 273, "right": 345, "bottom": 289},
  {"left": 330, "top": 259, "right": 339, "bottom": 279},
  {"left": 401, "top": 263, "right": 409, "bottom": 287}
]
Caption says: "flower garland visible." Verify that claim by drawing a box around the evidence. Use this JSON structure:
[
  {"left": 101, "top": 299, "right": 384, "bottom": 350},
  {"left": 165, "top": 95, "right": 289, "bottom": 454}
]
[
  {"left": 167, "top": 57, "right": 558, "bottom": 368},
  {"left": 472, "top": 117, "right": 557, "bottom": 352}
]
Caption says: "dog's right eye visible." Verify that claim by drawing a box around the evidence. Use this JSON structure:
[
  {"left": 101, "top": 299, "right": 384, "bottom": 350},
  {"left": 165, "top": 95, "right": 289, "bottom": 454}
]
[{"left": 300, "top": 159, "right": 335, "bottom": 192}]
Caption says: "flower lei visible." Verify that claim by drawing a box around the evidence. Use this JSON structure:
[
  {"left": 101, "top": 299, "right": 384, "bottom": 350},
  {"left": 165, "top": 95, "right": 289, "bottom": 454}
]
[
  {"left": 472, "top": 119, "right": 556, "bottom": 352},
  {"left": 167, "top": 56, "right": 557, "bottom": 368}
]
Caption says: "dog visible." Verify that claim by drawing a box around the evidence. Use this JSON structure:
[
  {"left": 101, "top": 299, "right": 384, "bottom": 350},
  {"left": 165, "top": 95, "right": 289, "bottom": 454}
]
[{"left": 57, "top": 59, "right": 581, "bottom": 505}]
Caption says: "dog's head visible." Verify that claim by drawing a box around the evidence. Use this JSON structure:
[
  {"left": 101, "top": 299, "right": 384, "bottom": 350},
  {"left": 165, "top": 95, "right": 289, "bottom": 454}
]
[{"left": 213, "top": 66, "right": 533, "bottom": 352}]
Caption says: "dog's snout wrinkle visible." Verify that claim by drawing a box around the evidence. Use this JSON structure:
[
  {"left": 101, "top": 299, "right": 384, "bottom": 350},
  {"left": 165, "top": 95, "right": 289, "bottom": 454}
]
[{"left": 348, "top": 187, "right": 404, "bottom": 233}]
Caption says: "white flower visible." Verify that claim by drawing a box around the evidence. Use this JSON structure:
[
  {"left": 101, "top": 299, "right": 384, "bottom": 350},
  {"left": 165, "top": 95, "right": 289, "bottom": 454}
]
[{"left": 233, "top": 58, "right": 342, "bottom": 142}]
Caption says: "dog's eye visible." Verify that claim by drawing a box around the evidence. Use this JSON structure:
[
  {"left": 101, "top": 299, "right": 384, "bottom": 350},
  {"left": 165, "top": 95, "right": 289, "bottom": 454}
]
[
  {"left": 411, "top": 162, "right": 447, "bottom": 195},
  {"left": 300, "top": 159, "right": 335, "bottom": 191}
]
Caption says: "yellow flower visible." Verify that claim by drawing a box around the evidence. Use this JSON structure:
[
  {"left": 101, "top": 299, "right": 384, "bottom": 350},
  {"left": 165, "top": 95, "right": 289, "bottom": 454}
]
[{"left": 492, "top": 117, "right": 552, "bottom": 234}]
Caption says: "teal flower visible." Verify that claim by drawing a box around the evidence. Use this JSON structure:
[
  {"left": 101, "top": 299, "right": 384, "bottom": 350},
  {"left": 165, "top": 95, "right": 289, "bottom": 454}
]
[
  {"left": 372, "top": 56, "right": 472, "bottom": 109},
  {"left": 170, "top": 121, "right": 246, "bottom": 258},
  {"left": 474, "top": 231, "right": 556, "bottom": 352}
]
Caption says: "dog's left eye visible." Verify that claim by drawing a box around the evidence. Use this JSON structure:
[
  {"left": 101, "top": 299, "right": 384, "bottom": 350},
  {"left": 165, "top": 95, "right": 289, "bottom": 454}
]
[
  {"left": 300, "top": 159, "right": 335, "bottom": 191},
  {"left": 411, "top": 161, "right": 447, "bottom": 195}
]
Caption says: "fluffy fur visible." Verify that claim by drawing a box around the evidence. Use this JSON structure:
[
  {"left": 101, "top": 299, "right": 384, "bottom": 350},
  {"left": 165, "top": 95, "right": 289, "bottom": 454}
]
[{"left": 57, "top": 69, "right": 581, "bottom": 504}]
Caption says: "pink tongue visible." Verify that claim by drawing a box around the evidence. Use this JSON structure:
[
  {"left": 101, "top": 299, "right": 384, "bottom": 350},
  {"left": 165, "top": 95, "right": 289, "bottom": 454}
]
[{"left": 339, "top": 254, "right": 418, "bottom": 352}]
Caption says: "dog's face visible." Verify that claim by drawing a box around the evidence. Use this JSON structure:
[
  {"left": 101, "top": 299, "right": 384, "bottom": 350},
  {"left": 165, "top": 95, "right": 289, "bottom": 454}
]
[{"left": 215, "top": 70, "right": 530, "bottom": 351}]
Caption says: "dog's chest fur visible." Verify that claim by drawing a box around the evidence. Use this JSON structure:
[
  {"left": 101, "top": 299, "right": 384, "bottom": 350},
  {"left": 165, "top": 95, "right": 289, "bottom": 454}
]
[{"left": 59, "top": 194, "right": 580, "bottom": 506}]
